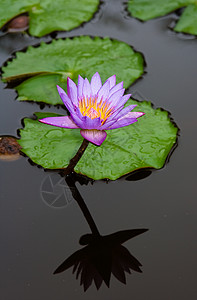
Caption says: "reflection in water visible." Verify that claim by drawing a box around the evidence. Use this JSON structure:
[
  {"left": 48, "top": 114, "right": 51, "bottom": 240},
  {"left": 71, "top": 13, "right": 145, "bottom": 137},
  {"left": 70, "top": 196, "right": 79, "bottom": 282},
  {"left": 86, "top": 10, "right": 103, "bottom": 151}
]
[
  {"left": 54, "top": 175, "right": 148, "bottom": 291},
  {"left": 54, "top": 229, "right": 148, "bottom": 291}
]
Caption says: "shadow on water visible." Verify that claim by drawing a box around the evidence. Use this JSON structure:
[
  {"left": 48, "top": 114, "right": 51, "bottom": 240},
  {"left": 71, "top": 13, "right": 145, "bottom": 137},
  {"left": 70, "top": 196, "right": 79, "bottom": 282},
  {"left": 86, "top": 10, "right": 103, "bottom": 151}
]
[
  {"left": 125, "top": 168, "right": 153, "bottom": 181},
  {"left": 53, "top": 174, "right": 148, "bottom": 291}
]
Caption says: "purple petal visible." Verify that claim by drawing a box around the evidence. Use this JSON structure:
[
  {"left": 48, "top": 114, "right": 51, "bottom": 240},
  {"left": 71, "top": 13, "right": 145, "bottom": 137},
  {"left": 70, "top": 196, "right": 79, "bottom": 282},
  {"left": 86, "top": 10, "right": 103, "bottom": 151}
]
[
  {"left": 107, "top": 88, "right": 125, "bottom": 107},
  {"left": 106, "top": 75, "right": 116, "bottom": 89},
  {"left": 83, "top": 78, "right": 92, "bottom": 99},
  {"left": 70, "top": 108, "right": 85, "bottom": 128},
  {"left": 57, "top": 85, "right": 74, "bottom": 113},
  {"left": 91, "top": 72, "right": 102, "bottom": 95},
  {"left": 105, "top": 117, "right": 137, "bottom": 130},
  {"left": 106, "top": 94, "right": 132, "bottom": 116},
  {"left": 100, "top": 106, "right": 124, "bottom": 129},
  {"left": 67, "top": 78, "right": 78, "bottom": 105},
  {"left": 39, "top": 116, "right": 79, "bottom": 129},
  {"left": 108, "top": 81, "right": 124, "bottom": 98},
  {"left": 114, "top": 104, "right": 138, "bottom": 120},
  {"left": 104, "top": 105, "right": 124, "bottom": 122},
  {"left": 97, "top": 80, "right": 110, "bottom": 103},
  {"left": 111, "top": 103, "right": 136, "bottom": 120},
  {"left": 124, "top": 111, "right": 145, "bottom": 119},
  {"left": 80, "top": 129, "right": 107, "bottom": 146},
  {"left": 81, "top": 116, "right": 101, "bottom": 129},
  {"left": 105, "top": 111, "right": 145, "bottom": 130},
  {"left": 100, "top": 119, "right": 118, "bottom": 130},
  {"left": 102, "top": 104, "right": 137, "bottom": 126},
  {"left": 78, "top": 75, "right": 84, "bottom": 99},
  {"left": 115, "top": 94, "right": 132, "bottom": 109}
]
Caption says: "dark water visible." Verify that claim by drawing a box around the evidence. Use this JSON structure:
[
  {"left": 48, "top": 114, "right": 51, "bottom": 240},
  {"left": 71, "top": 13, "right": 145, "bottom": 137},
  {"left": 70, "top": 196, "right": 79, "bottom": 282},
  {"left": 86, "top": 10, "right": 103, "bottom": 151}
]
[{"left": 0, "top": 0, "right": 197, "bottom": 299}]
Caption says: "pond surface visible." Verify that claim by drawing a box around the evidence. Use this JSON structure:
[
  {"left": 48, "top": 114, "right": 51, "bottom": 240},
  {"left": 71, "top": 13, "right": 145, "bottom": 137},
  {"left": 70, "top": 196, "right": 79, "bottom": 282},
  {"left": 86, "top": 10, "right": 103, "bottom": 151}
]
[{"left": 0, "top": 0, "right": 197, "bottom": 299}]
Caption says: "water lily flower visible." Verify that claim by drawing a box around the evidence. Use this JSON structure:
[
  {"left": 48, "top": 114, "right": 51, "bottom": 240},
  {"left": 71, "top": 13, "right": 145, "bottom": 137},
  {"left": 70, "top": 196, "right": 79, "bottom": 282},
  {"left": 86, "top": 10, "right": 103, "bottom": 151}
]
[{"left": 39, "top": 72, "right": 145, "bottom": 146}]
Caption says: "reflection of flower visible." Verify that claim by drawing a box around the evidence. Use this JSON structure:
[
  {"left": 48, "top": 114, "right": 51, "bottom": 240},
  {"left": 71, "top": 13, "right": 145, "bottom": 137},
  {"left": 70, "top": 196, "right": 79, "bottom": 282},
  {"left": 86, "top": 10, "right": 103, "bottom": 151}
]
[
  {"left": 54, "top": 229, "right": 148, "bottom": 291},
  {"left": 39, "top": 72, "right": 144, "bottom": 146}
]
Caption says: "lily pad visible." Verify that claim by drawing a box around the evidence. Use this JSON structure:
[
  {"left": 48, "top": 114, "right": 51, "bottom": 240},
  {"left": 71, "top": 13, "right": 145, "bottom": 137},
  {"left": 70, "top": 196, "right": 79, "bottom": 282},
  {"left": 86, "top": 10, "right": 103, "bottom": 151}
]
[
  {"left": 2, "top": 37, "right": 144, "bottom": 105},
  {"left": 0, "top": 0, "right": 99, "bottom": 37},
  {"left": 18, "top": 100, "right": 178, "bottom": 180},
  {"left": 128, "top": 0, "right": 197, "bottom": 35}
]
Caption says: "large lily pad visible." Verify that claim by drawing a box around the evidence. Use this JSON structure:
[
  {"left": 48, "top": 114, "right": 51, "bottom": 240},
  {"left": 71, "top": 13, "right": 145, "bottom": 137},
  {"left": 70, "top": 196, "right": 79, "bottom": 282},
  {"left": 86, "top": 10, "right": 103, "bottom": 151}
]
[
  {"left": 18, "top": 100, "right": 178, "bottom": 180},
  {"left": 0, "top": 0, "right": 99, "bottom": 37},
  {"left": 128, "top": 0, "right": 197, "bottom": 35},
  {"left": 2, "top": 37, "right": 144, "bottom": 105}
]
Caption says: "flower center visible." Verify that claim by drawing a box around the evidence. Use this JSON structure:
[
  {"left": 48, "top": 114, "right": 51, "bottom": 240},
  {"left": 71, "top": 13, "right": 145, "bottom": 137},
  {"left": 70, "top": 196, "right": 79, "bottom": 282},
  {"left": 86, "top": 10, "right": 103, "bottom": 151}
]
[{"left": 78, "top": 96, "right": 113, "bottom": 123}]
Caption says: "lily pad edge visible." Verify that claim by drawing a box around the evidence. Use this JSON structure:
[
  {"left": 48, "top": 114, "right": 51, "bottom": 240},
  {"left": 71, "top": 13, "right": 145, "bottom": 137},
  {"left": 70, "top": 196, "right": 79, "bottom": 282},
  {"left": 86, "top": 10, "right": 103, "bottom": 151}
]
[{"left": 126, "top": 2, "right": 197, "bottom": 37}]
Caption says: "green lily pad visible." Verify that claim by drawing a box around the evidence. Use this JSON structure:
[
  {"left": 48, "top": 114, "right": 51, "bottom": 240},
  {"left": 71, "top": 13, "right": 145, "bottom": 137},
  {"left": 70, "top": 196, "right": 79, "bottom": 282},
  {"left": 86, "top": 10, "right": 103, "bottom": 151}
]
[
  {"left": 128, "top": 0, "right": 197, "bottom": 35},
  {"left": 18, "top": 100, "right": 178, "bottom": 180},
  {"left": 0, "top": 0, "right": 99, "bottom": 37},
  {"left": 2, "top": 37, "right": 144, "bottom": 105}
]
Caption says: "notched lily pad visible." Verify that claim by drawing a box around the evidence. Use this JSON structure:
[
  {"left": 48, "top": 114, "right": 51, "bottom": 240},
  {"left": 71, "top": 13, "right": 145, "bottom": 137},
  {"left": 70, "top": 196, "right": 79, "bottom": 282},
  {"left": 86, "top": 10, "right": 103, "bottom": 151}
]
[
  {"left": 127, "top": 0, "right": 197, "bottom": 35},
  {"left": 2, "top": 37, "right": 145, "bottom": 105},
  {"left": 18, "top": 100, "right": 178, "bottom": 180},
  {"left": 0, "top": 0, "right": 99, "bottom": 37}
]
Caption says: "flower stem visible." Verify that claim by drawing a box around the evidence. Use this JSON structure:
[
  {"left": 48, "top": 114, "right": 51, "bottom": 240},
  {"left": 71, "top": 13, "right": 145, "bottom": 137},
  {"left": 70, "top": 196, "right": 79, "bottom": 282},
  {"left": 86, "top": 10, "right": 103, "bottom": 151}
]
[
  {"left": 63, "top": 138, "right": 89, "bottom": 176},
  {"left": 65, "top": 176, "right": 100, "bottom": 236}
]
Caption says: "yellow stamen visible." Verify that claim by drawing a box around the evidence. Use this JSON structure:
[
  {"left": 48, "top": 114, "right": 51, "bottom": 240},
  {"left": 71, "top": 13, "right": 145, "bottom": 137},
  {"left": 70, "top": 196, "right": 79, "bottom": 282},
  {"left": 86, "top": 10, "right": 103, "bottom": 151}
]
[{"left": 78, "top": 96, "right": 113, "bottom": 124}]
